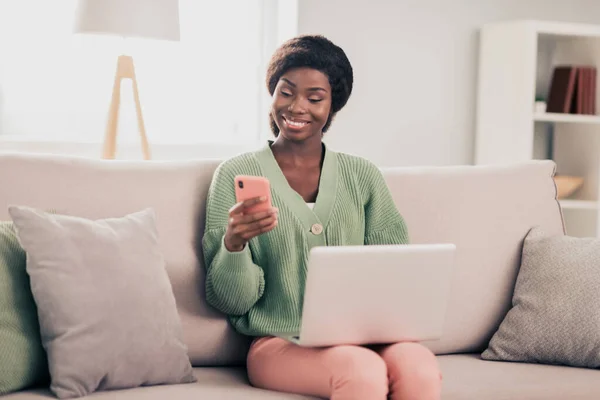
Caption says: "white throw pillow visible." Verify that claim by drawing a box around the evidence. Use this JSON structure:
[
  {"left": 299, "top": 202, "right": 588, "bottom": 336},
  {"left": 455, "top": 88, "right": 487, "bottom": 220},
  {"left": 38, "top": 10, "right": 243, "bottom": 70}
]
[{"left": 9, "top": 206, "right": 196, "bottom": 399}]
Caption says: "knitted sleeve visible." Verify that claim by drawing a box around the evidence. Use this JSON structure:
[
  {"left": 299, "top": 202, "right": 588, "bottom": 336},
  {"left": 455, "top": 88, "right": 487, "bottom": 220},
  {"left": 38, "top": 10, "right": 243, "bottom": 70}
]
[
  {"left": 202, "top": 161, "right": 265, "bottom": 316},
  {"left": 361, "top": 161, "right": 410, "bottom": 245}
]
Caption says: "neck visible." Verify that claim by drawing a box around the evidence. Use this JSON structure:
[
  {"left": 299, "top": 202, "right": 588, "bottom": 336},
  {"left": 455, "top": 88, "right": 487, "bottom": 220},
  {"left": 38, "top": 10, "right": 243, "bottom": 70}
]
[{"left": 270, "top": 134, "right": 323, "bottom": 166}]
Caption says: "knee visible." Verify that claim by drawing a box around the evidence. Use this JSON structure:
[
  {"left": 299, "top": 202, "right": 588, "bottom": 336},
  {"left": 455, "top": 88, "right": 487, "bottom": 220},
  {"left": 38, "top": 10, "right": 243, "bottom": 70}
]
[
  {"left": 381, "top": 342, "right": 441, "bottom": 384},
  {"left": 330, "top": 346, "right": 388, "bottom": 397}
]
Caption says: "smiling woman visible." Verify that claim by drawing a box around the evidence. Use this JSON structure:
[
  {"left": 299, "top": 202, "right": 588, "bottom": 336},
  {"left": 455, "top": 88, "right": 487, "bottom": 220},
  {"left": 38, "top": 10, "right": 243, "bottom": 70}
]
[
  {"left": 202, "top": 34, "right": 441, "bottom": 400},
  {"left": 272, "top": 68, "right": 331, "bottom": 139},
  {"left": 0, "top": 0, "right": 296, "bottom": 154},
  {"left": 266, "top": 35, "right": 354, "bottom": 137}
]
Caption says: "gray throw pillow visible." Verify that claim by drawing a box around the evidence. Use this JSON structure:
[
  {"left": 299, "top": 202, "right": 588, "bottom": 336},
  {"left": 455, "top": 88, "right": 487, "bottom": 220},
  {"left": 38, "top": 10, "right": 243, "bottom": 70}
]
[
  {"left": 482, "top": 226, "right": 600, "bottom": 368},
  {"left": 8, "top": 206, "right": 196, "bottom": 399}
]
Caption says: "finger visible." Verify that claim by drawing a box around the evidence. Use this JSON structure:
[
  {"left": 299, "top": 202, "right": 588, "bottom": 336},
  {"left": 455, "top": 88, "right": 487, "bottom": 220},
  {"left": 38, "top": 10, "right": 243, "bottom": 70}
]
[
  {"left": 235, "top": 216, "right": 276, "bottom": 236},
  {"left": 246, "top": 218, "right": 278, "bottom": 236},
  {"left": 261, "top": 218, "right": 278, "bottom": 233},
  {"left": 246, "top": 215, "right": 277, "bottom": 231},
  {"left": 237, "top": 207, "right": 278, "bottom": 224},
  {"left": 228, "top": 201, "right": 247, "bottom": 216},
  {"left": 242, "top": 196, "right": 269, "bottom": 209},
  {"left": 228, "top": 197, "right": 269, "bottom": 216},
  {"left": 242, "top": 219, "right": 278, "bottom": 239},
  {"left": 229, "top": 209, "right": 276, "bottom": 228}
]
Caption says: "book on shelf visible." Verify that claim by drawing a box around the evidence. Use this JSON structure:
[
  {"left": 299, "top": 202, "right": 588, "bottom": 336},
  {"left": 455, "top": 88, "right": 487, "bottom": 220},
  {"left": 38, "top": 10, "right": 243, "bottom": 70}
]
[{"left": 546, "top": 65, "right": 596, "bottom": 115}]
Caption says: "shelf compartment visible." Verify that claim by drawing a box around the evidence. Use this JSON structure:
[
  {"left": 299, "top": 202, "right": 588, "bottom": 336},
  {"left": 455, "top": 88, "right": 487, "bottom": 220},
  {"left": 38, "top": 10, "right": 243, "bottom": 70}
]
[{"left": 534, "top": 113, "right": 600, "bottom": 124}]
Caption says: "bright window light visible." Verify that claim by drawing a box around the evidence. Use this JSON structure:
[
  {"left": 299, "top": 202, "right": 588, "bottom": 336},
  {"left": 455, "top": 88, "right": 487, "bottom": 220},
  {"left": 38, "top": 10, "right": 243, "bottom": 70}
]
[{"left": 0, "top": 0, "right": 296, "bottom": 145}]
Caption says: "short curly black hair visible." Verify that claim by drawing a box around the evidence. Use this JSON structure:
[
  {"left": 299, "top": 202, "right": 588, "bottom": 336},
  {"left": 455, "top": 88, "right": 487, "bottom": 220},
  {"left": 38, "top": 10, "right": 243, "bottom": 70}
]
[{"left": 266, "top": 35, "right": 354, "bottom": 136}]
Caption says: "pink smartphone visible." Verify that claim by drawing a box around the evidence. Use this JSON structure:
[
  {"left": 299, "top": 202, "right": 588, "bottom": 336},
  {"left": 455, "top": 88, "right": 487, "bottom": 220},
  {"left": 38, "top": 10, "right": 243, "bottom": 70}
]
[{"left": 234, "top": 175, "right": 272, "bottom": 213}]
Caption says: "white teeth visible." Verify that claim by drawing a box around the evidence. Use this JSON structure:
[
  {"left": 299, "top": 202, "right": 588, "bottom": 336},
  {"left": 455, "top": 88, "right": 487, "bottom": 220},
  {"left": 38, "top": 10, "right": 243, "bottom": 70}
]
[{"left": 287, "top": 119, "right": 307, "bottom": 127}]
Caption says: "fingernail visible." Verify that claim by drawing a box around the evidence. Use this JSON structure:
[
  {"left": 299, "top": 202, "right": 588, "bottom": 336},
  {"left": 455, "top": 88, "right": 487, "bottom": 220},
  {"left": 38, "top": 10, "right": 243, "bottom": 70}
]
[{"left": 260, "top": 196, "right": 267, "bottom": 201}]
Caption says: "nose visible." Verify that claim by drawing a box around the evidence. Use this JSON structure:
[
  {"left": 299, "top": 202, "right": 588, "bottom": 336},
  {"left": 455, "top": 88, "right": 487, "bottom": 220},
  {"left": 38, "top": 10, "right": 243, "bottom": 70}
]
[{"left": 288, "top": 97, "right": 308, "bottom": 114}]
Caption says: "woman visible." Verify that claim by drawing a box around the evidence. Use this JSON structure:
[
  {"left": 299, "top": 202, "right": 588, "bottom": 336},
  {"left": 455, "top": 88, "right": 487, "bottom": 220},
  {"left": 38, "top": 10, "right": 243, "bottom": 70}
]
[{"left": 202, "top": 35, "right": 441, "bottom": 400}]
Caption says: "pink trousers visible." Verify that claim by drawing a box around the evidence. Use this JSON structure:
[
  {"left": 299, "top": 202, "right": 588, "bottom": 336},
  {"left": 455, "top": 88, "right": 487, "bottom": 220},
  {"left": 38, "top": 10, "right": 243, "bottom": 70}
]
[{"left": 247, "top": 336, "right": 442, "bottom": 400}]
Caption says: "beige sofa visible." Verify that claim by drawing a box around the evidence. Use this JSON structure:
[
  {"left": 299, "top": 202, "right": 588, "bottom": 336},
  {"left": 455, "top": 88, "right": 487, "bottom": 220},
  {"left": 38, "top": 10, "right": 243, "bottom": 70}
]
[{"left": 1, "top": 152, "right": 599, "bottom": 400}]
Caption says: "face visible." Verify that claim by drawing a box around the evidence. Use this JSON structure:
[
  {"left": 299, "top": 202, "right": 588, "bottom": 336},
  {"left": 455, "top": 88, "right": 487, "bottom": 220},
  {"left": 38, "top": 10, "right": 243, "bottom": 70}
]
[{"left": 271, "top": 67, "right": 332, "bottom": 142}]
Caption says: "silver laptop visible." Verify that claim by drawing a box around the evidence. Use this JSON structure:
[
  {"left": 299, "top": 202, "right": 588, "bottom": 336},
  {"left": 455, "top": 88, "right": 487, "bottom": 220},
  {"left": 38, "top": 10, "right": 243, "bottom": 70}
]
[{"left": 278, "top": 243, "right": 456, "bottom": 347}]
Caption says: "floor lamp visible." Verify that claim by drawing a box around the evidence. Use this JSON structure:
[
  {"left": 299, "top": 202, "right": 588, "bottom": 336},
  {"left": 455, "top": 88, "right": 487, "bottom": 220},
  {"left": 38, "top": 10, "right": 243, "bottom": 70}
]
[{"left": 73, "top": 0, "right": 180, "bottom": 160}]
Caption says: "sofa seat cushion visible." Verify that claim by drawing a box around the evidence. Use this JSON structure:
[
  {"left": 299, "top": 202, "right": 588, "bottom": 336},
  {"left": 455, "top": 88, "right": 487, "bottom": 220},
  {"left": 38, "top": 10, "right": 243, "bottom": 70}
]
[
  {"left": 439, "top": 354, "right": 600, "bottom": 400},
  {"left": 6, "top": 354, "right": 600, "bottom": 399},
  {"left": 0, "top": 368, "right": 318, "bottom": 400}
]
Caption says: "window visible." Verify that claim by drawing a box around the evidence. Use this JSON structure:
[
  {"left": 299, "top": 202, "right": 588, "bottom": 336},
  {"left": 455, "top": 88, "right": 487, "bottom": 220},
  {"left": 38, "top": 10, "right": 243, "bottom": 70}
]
[{"left": 0, "top": 0, "right": 297, "bottom": 146}]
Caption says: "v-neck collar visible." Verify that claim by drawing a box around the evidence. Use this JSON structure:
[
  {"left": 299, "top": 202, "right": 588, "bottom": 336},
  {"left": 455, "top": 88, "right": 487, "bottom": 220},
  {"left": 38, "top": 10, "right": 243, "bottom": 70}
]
[{"left": 256, "top": 141, "right": 338, "bottom": 232}]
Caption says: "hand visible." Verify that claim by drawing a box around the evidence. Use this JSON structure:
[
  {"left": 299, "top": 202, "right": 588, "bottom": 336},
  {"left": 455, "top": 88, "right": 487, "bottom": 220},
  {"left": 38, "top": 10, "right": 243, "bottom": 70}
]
[{"left": 224, "top": 197, "right": 278, "bottom": 252}]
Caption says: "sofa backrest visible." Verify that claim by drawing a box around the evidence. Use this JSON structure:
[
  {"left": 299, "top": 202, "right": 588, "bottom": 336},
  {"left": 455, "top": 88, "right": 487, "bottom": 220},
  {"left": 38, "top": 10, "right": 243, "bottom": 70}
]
[
  {"left": 381, "top": 160, "right": 564, "bottom": 354},
  {"left": 0, "top": 153, "right": 248, "bottom": 367},
  {"left": 0, "top": 153, "right": 564, "bottom": 364}
]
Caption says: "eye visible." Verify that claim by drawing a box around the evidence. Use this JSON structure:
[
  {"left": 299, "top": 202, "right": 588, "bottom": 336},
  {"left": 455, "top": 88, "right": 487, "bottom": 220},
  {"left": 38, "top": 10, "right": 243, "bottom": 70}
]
[
  {"left": 309, "top": 98, "right": 323, "bottom": 103},
  {"left": 280, "top": 90, "right": 292, "bottom": 97}
]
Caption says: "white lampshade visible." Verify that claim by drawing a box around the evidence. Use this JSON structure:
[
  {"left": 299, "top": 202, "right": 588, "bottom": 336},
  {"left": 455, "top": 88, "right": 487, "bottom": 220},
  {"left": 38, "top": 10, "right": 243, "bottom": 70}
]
[{"left": 74, "top": 0, "right": 180, "bottom": 42}]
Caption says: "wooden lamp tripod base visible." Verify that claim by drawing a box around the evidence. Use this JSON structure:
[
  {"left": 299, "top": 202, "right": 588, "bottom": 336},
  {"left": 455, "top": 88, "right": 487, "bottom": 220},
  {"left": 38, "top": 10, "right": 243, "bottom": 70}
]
[{"left": 102, "top": 55, "right": 151, "bottom": 160}]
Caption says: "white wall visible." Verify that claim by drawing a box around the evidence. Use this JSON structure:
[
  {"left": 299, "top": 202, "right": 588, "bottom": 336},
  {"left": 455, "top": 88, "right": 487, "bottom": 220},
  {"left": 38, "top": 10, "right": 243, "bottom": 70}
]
[{"left": 298, "top": 0, "right": 600, "bottom": 167}]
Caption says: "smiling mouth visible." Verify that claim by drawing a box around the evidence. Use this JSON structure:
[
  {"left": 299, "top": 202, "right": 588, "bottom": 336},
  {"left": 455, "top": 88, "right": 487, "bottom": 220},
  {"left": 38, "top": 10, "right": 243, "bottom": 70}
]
[{"left": 282, "top": 115, "right": 309, "bottom": 129}]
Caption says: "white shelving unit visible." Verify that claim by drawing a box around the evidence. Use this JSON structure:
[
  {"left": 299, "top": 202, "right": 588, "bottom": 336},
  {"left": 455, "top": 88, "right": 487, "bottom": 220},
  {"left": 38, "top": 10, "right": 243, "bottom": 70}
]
[{"left": 475, "top": 20, "right": 600, "bottom": 238}]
